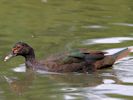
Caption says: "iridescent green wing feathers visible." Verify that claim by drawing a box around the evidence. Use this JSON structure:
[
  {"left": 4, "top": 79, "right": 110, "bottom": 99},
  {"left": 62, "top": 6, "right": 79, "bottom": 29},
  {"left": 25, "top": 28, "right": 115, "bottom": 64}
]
[{"left": 61, "top": 49, "right": 106, "bottom": 64}]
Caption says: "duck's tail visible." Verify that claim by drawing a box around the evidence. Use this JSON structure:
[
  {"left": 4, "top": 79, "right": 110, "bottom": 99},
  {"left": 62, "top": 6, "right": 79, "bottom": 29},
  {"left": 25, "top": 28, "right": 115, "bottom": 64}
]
[
  {"left": 112, "top": 48, "right": 131, "bottom": 61},
  {"left": 96, "top": 48, "right": 131, "bottom": 69}
]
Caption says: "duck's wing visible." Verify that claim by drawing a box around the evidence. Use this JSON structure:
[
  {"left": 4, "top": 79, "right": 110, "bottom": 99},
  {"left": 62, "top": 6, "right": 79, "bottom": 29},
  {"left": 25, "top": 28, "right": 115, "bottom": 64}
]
[{"left": 45, "top": 49, "right": 106, "bottom": 64}]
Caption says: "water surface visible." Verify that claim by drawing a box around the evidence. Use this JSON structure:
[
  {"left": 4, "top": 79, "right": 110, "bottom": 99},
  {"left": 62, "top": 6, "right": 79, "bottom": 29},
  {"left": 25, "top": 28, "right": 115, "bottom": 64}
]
[{"left": 0, "top": 0, "right": 133, "bottom": 100}]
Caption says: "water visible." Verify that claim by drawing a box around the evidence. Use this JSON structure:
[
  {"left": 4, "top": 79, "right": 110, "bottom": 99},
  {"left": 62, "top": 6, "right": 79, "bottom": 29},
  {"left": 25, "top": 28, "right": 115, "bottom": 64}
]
[{"left": 0, "top": 0, "right": 133, "bottom": 100}]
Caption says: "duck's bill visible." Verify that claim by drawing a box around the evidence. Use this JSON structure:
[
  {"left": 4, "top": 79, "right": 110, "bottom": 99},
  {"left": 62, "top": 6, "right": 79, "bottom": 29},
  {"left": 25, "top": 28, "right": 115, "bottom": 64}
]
[{"left": 4, "top": 53, "right": 16, "bottom": 62}]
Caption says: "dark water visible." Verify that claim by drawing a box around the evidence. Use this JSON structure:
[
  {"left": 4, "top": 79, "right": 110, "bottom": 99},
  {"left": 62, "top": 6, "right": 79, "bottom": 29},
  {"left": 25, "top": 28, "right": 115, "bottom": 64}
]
[{"left": 0, "top": 0, "right": 133, "bottom": 100}]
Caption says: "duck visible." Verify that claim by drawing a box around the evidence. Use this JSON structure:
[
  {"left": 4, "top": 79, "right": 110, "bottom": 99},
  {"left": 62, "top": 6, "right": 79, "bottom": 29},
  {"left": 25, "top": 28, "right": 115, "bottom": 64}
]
[{"left": 4, "top": 42, "right": 131, "bottom": 73}]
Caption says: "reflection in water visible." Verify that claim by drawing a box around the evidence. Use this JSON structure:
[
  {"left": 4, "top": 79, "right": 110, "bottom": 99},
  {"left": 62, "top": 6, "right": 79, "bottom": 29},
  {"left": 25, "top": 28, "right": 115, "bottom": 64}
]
[
  {"left": 88, "top": 56, "right": 133, "bottom": 98},
  {"left": 3, "top": 67, "right": 123, "bottom": 99},
  {"left": 49, "top": 73, "right": 103, "bottom": 87},
  {"left": 83, "top": 37, "right": 133, "bottom": 45},
  {"left": 48, "top": 73, "right": 123, "bottom": 100},
  {"left": 4, "top": 69, "right": 35, "bottom": 95}
]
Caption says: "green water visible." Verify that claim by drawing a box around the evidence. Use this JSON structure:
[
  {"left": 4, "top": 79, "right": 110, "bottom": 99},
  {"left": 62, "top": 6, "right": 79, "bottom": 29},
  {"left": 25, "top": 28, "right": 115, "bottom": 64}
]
[{"left": 0, "top": 0, "right": 133, "bottom": 100}]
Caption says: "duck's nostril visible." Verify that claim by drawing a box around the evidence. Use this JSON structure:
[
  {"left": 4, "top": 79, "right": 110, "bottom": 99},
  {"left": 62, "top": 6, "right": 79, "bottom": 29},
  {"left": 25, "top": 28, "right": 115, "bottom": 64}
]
[
  {"left": 12, "top": 48, "right": 18, "bottom": 54},
  {"left": 14, "top": 50, "right": 18, "bottom": 53}
]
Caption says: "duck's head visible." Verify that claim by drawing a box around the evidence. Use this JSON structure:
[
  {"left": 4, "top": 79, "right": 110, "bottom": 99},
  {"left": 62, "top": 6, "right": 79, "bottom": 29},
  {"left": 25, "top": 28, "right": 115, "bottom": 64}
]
[{"left": 4, "top": 42, "right": 34, "bottom": 61}]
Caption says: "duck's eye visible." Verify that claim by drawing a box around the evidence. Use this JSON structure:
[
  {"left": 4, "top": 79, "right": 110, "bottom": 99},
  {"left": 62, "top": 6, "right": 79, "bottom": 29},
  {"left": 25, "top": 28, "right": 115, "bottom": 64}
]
[
  {"left": 17, "top": 46, "right": 21, "bottom": 48},
  {"left": 16, "top": 45, "right": 22, "bottom": 49}
]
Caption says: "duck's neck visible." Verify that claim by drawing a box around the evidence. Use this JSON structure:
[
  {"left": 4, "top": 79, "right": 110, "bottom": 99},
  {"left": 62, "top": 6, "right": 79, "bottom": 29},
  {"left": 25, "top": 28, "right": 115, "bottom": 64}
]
[
  {"left": 25, "top": 54, "right": 35, "bottom": 62},
  {"left": 24, "top": 50, "right": 37, "bottom": 68},
  {"left": 23, "top": 49, "right": 48, "bottom": 71}
]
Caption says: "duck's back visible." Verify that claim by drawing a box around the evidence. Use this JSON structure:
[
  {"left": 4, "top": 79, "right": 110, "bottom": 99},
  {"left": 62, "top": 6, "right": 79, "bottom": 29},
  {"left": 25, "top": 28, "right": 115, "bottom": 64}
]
[{"left": 39, "top": 49, "right": 106, "bottom": 72}]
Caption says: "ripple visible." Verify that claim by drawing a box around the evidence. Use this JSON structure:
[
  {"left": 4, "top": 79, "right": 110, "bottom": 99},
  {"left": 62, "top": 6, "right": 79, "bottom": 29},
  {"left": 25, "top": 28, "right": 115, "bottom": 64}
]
[
  {"left": 41, "top": 0, "right": 48, "bottom": 3},
  {"left": 61, "top": 87, "right": 78, "bottom": 92},
  {"left": 64, "top": 95, "right": 76, "bottom": 100},
  {"left": 83, "top": 37, "right": 133, "bottom": 45},
  {"left": 64, "top": 92, "right": 122, "bottom": 100},
  {"left": 12, "top": 64, "right": 26, "bottom": 72},
  {"left": 103, "top": 79, "right": 115, "bottom": 84},
  {"left": 94, "top": 84, "right": 133, "bottom": 96},
  {"left": 104, "top": 47, "right": 133, "bottom": 55},
  {"left": 36, "top": 70, "right": 61, "bottom": 74},
  {"left": 113, "top": 56, "right": 133, "bottom": 83},
  {"left": 113, "top": 23, "right": 133, "bottom": 27},
  {"left": 82, "top": 25, "right": 107, "bottom": 29}
]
